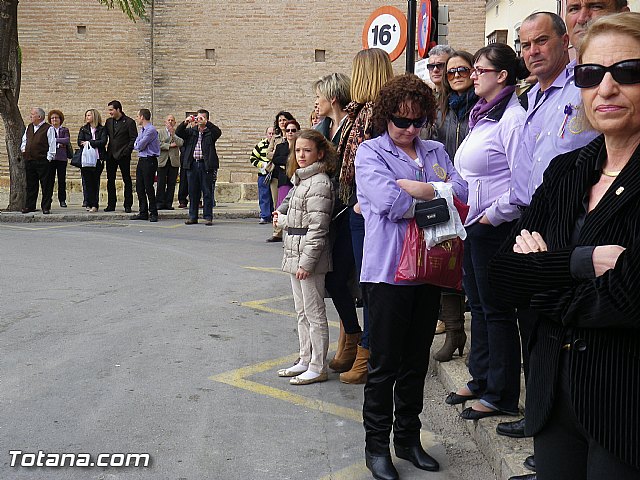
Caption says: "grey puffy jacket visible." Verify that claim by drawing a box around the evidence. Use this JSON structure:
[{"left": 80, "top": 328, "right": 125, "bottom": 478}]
[{"left": 276, "top": 162, "right": 334, "bottom": 275}]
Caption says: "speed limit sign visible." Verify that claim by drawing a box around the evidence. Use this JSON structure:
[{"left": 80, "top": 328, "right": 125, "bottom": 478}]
[{"left": 362, "top": 6, "right": 407, "bottom": 62}]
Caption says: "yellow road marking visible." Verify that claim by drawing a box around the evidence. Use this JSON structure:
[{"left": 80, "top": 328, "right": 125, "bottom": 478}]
[
  {"left": 241, "top": 295, "right": 340, "bottom": 328},
  {"left": 243, "top": 266, "right": 288, "bottom": 275}
]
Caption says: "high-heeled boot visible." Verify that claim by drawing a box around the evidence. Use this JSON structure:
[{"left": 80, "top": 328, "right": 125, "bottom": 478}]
[
  {"left": 329, "top": 322, "right": 346, "bottom": 371},
  {"left": 330, "top": 332, "right": 361, "bottom": 372},
  {"left": 433, "top": 293, "right": 466, "bottom": 362},
  {"left": 339, "top": 345, "right": 369, "bottom": 384}
]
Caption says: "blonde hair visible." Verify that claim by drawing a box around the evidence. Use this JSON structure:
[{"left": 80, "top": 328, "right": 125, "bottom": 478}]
[
  {"left": 313, "top": 73, "right": 351, "bottom": 108},
  {"left": 286, "top": 129, "right": 337, "bottom": 179},
  {"left": 350, "top": 48, "right": 394, "bottom": 104},
  {"left": 85, "top": 108, "right": 102, "bottom": 128},
  {"left": 578, "top": 12, "right": 640, "bottom": 61}
]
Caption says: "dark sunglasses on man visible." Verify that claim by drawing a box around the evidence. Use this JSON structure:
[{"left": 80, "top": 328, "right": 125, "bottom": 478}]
[
  {"left": 427, "top": 62, "right": 446, "bottom": 71},
  {"left": 390, "top": 115, "right": 428, "bottom": 129},
  {"left": 446, "top": 66, "right": 472, "bottom": 81},
  {"left": 574, "top": 59, "right": 640, "bottom": 88}
]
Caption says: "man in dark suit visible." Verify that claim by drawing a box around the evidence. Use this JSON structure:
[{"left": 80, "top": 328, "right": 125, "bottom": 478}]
[
  {"left": 20, "top": 107, "right": 56, "bottom": 214},
  {"left": 175, "top": 109, "right": 221, "bottom": 226},
  {"left": 104, "top": 100, "right": 137, "bottom": 212}
]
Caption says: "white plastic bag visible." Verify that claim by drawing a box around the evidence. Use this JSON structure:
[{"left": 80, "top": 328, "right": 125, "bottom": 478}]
[
  {"left": 81, "top": 144, "right": 98, "bottom": 168},
  {"left": 422, "top": 182, "right": 467, "bottom": 248}
]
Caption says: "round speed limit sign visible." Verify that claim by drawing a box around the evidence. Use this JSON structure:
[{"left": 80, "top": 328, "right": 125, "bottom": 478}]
[{"left": 362, "top": 6, "right": 407, "bottom": 62}]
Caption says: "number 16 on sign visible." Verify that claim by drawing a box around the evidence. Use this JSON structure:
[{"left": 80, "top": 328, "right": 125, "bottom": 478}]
[{"left": 362, "top": 6, "right": 407, "bottom": 62}]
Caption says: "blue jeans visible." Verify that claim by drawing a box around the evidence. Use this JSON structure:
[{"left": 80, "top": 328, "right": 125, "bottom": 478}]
[
  {"left": 187, "top": 161, "right": 213, "bottom": 221},
  {"left": 463, "top": 221, "right": 520, "bottom": 414},
  {"left": 350, "top": 207, "right": 369, "bottom": 348},
  {"left": 257, "top": 175, "right": 272, "bottom": 220}
]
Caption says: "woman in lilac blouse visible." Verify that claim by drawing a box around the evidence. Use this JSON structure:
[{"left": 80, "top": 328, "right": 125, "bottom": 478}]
[
  {"left": 355, "top": 73, "right": 467, "bottom": 479},
  {"left": 47, "top": 110, "right": 70, "bottom": 208}
]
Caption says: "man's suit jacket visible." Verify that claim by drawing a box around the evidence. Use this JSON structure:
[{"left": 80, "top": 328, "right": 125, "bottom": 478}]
[
  {"left": 158, "top": 127, "right": 183, "bottom": 168},
  {"left": 490, "top": 135, "right": 640, "bottom": 469},
  {"left": 105, "top": 114, "right": 137, "bottom": 161}
]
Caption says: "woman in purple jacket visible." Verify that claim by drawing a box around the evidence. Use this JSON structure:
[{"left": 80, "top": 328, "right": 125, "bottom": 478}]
[
  {"left": 47, "top": 110, "right": 70, "bottom": 208},
  {"left": 355, "top": 74, "right": 467, "bottom": 480},
  {"left": 446, "top": 43, "right": 528, "bottom": 420}
]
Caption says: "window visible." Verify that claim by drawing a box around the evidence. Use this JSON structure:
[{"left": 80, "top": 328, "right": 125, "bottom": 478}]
[
  {"left": 315, "top": 49, "right": 326, "bottom": 63},
  {"left": 205, "top": 49, "right": 216, "bottom": 60},
  {"left": 77, "top": 26, "right": 87, "bottom": 34}
]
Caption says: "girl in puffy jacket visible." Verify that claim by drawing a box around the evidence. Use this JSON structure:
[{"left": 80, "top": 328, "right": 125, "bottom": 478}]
[{"left": 273, "top": 129, "right": 336, "bottom": 385}]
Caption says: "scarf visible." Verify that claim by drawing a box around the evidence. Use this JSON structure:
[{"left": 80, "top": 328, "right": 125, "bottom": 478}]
[
  {"left": 448, "top": 89, "right": 479, "bottom": 121},
  {"left": 468, "top": 85, "right": 516, "bottom": 129},
  {"left": 338, "top": 101, "right": 373, "bottom": 205}
]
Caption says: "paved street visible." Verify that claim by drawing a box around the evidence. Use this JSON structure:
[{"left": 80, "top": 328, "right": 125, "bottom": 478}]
[{"left": 0, "top": 218, "right": 495, "bottom": 480}]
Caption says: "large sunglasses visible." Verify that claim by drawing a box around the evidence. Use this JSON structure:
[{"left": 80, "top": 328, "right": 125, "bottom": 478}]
[
  {"left": 427, "top": 62, "right": 445, "bottom": 71},
  {"left": 574, "top": 59, "right": 640, "bottom": 88},
  {"left": 446, "top": 66, "right": 472, "bottom": 81},
  {"left": 285, "top": 128, "right": 298, "bottom": 133},
  {"left": 390, "top": 115, "right": 427, "bottom": 129}
]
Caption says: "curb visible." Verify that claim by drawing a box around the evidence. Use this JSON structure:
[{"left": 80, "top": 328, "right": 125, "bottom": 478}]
[{"left": 430, "top": 319, "right": 534, "bottom": 480}]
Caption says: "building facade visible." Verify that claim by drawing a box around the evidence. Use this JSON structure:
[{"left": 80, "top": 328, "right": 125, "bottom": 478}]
[{"left": 1, "top": 1, "right": 487, "bottom": 197}]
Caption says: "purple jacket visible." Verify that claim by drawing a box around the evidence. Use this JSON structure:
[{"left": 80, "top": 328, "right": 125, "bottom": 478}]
[
  {"left": 454, "top": 93, "right": 525, "bottom": 227},
  {"left": 53, "top": 126, "right": 70, "bottom": 162},
  {"left": 356, "top": 132, "right": 468, "bottom": 285}
]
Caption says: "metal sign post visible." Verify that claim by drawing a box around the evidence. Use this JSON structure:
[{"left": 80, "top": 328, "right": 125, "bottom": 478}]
[{"left": 406, "top": 0, "right": 417, "bottom": 73}]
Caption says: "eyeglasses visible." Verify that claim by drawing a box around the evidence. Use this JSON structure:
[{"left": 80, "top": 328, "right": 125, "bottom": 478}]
[
  {"left": 574, "top": 59, "right": 640, "bottom": 88},
  {"left": 390, "top": 115, "right": 427, "bottom": 129},
  {"left": 446, "top": 66, "right": 472, "bottom": 81},
  {"left": 285, "top": 128, "right": 298, "bottom": 133},
  {"left": 471, "top": 67, "right": 500, "bottom": 77},
  {"left": 427, "top": 62, "right": 446, "bottom": 71}
]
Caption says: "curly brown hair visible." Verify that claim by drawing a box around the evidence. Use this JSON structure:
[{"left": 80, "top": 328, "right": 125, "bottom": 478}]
[
  {"left": 286, "top": 129, "right": 338, "bottom": 178},
  {"left": 371, "top": 74, "right": 437, "bottom": 136}
]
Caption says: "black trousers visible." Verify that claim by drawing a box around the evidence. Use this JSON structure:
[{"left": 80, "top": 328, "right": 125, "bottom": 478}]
[
  {"left": 156, "top": 163, "right": 178, "bottom": 208},
  {"left": 47, "top": 160, "right": 67, "bottom": 203},
  {"left": 25, "top": 158, "right": 53, "bottom": 211},
  {"left": 362, "top": 282, "right": 441, "bottom": 454},
  {"left": 517, "top": 308, "right": 537, "bottom": 384},
  {"left": 534, "top": 351, "right": 640, "bottom": 479},
  {"left": 178, "top": 166, "right": 188, "bottom": 205},
  {"left": 81, "top": 161, "right": 103, "bottom": 209},
  {"left": 325, "top": 212, "right": 360, "bottom": 334},
  {"left": 135, "top": 156, "right": 158, "bottom": 216},
  {"left": 105, "top": 155, "right": 133, "bottom": 209}
]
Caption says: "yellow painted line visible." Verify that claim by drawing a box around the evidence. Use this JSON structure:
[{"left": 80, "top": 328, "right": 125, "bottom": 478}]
[
  {"left": 240, "top": 294, "right": 340, "bottom": 328},
  {"left": 243, "top": 266, "right": 288, "bottom": 276}
]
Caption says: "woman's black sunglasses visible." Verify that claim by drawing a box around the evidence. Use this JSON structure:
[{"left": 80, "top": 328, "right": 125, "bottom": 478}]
[
  {"left": 390, "top": 115, "right": 427, "bottom": 129},
  {"left": 574, "top": 59, "right": 640, "bottom": 88}
]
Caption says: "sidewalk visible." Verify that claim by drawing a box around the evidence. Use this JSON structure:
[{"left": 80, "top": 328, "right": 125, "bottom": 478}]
[
  {"left": 430, "top": 318, "right": 534, "bottom": 480},
  {"left": 0, "top": 192, "right": 260, "bottom": 223}
]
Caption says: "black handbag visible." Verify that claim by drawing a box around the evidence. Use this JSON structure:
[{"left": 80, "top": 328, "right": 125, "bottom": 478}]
[
  {"left": 415, "top": 197, "right": 450, "bottom": 228},
  {"left": 66, "top": 142, "right": 74, "bottom": 160},
  {"left": 71, "top": 147, "right": 82, "bottom": 168}
]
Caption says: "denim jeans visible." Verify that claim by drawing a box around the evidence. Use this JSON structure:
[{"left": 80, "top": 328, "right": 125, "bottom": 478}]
[
  {"left": 350, "top": 208, "right": 369, "bottom": 348},
  {"left": 187, "top": 161, "right": 213, "bottom": 220},
  {"left": 463, "top": 221, "right": 520, "bottom": 414},
  {"left": 257, "top": 175, "right": 273, "bottom": 220}
]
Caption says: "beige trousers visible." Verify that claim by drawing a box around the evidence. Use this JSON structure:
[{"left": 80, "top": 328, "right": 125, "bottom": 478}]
[{"left": 290, "top": 273, "right": 329, "bottom": 374}]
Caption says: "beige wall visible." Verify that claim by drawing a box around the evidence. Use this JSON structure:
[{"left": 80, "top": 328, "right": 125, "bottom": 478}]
[
  {"left": 1, "top": 0, "right": 486, "bottom": 187},
  {"left": 485, "top": 0, "right": 558, "bottom": 49}
]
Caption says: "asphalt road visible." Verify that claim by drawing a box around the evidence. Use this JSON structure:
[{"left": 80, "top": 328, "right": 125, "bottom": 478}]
[{"left": 0, "top": 218, "right": 495, "bottom": 480}]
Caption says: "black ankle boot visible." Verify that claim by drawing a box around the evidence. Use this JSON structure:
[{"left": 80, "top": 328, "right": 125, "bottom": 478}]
[
  {"left": 394, "top": 443, "right": 440, "bottom": 471},
  {"left": 365, "top": 451, "right": 399, "bottom": 480}
]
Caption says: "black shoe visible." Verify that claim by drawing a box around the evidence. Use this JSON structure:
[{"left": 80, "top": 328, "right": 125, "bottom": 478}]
[
  {"left": 131, "top": 213, "right": 148, "bottom": 220},
  {"left": 185, "top": 218, "right": 198, "bottom": 225},
  {"left": 149, "top": 215, "right": 158, "bottom": 223},
  {"left": 42, "top": 209, "right": 51, "bottom": 214},
  {"left": 509, "top": 475, "right": 536, "bottom": 480},
  {"left": 497, "top": 417, "right": 527, "bottom": 438},
  {"left": 445, "top": 391, "right": 477, "bottom": 405},
  {"left": 524, "top": 455, "right": 536, "bottom": 472},
  {"left": 124, "top": 207, "right": 132, "bottom": 213},
  {"left": 394, "top": 444, "right": 439, "bottom": 472},
  {"left": 460, "top": 406, "right": 505, "bottom": 420},
  {"left": 266, "top": 236, "right": 282, "bottom": 243},
  {"left": 365, "top": 451, "right": 398, "bottom": 480},
  {"left": 204, "top": 220, "right": 213, "bottom": 226},
  {"left": 21, "top": 208, "right": 36, "bottom": 214},
  {"left": 60, "top": 201, "right": 67, "bottom": 208},
  {"left": 103, "top": 207, "right": 115, "bottom": 212}
]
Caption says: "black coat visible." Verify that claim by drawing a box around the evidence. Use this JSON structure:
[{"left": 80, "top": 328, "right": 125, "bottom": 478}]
[
  {"left": 105, "top": 114, "right": 137, "bottom": 160},
  {"left": 272, "top": 141, "right": 292, "bottom": 187},
  {"left": 176, "top": 121, "right": 222, "bottom": 172},
  {"left": 489, "top": 136, "right": 640, "bottom": 469},
  {"left": 77, "top": 123, "right": 108, "bottom": 166}
]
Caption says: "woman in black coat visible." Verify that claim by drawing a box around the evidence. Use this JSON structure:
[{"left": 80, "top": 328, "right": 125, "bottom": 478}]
[
  {"left": 77, "top": 109, "right": 107, "bottom": 212},
  {"left": 489, "top": 13, "right": 640, "bottom": 479}
]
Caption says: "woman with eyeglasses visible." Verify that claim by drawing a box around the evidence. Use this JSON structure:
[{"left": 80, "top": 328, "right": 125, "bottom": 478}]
[
  {"left": 266, "top": 111, "right": 295, "bottom": 242},
  {"left": 431, "top": 50, "right": 479, "bottom": 363},
  {"left": 490, "top": 13, "right": 640, "bottom": 478},
  {"left": 269, "top": 120, "right": 299, "bottom": 222},
  {"left": 355, "top": 73, "right": 467, "bottom": 480},
  {"left": 445, "top": 43, "right": 528, "bottom": 421}
]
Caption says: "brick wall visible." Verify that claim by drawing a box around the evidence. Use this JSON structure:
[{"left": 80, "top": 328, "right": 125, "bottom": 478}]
[{"left": 1, "top": 0, "right": 486, "bottom": 189}]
